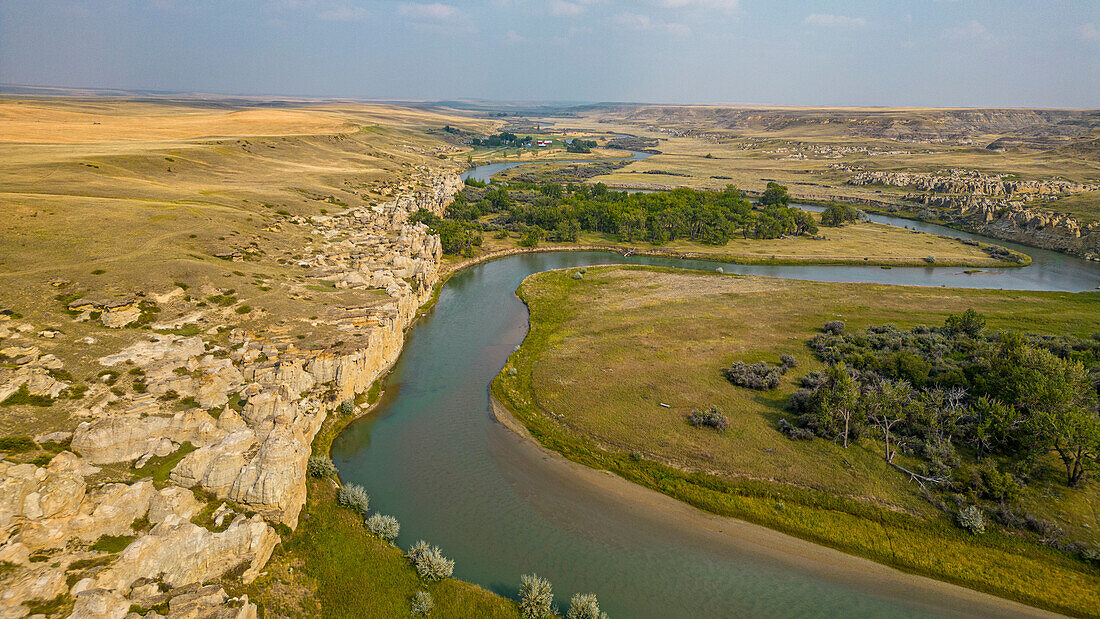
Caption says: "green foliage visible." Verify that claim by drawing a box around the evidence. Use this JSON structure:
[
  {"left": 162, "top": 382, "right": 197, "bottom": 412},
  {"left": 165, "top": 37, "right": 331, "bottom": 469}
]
[
  {"left": 406, "top": 541, "right": 454, "bottom": 581},
  {"left": 758, "top": 182, "right": 791, "bottom": 207},
  {"left": 689, "top": 405, "right": 729, "bottom": 431},
  {"left": 366, "top": 513, "right": 400, "bottom": 545},
  {"left": 944, "top": 308, "right": 986, "bottom": 338},
  {"left": 0, "top": 435, "right": 36, "bottom": 452},
  {"left": 820, "top": 203, "right": 865, "bottom": 227},
  {"left": 957, "top": 506, "right": 987, "bottom": 535},
  {"left": 338, "top": 483, "right": 371, "bottom": 515},
  {"left": 566, "top": 593, "right": 607, "bottom": 619},
  {"left": 410, "top": 208, "right": 483, "bottom": 256},
  {"left": 411, "top": 590, "right": 435, "bottom": 616},
  {"left": 518, "top": 226, "right": 544, "bottom": 248},
  {"left": 89, "top": 534, "right": 135, "bottom": 553},
  {"left": 307, "top": 456, "right": 338, "bottom": 478},
  {"left": 519, "top": 574, "right": 555, "bottom": 619},
  {"left": 1, "top": 385, "right": 54, "bottom": 407}
]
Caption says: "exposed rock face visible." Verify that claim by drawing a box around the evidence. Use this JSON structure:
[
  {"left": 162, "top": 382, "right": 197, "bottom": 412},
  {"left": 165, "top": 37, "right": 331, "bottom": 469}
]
[
  {"left": 0, "top": 172, "right": 460, "bottom": 617},
  {"left": 82, "top": 514, "right": 277, "bottom": 593},
  {"left": 848, "top": 170, "right": 1100, "bottom": 259}
]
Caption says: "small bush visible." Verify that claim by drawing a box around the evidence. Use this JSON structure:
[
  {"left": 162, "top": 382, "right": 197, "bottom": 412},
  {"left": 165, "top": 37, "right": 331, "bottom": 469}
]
[
  {"left": 235, "top": 305, "right": 253, "bottom": 314},
  {"left": 724, "top": 361, "right": 786, "bottom": 390},
  {"left": 307, "top": 456, "right": 337, "bottom": 478},
  {"left": 779, "top": 354, "right": 797, "bottom": 368},
  {"left": 924, "top": 255, "right": 936, "bottom": 264},
  {"left": 957, "top": 505, "right": 986, "bottom": 534},
  {"left": 777, "top": 418, "right": 814, "bottom": 440},
  {"left": 337, "top": 483, "right": 370, "bottom": 515},
  {"left": 340, "top": 399, "right": 355, "bottom": 415},
  {"left": 688, "top": 406, "right": 729, "bottom": 431},
  {"left": 519, "top": 574, "right": 555, "bottom": 619},
  {"left": 823, "top": 320, "right": 845, "bottom": 335},
  {"left": 567, "top": 593, "right": 606, "bottom": 619},
  {"left": 406, "top": 541, "right": 454, "bottom": 581},
  {"left": 411, "top": 590, "right": 434, "bottom": 616},
  {"left": 366, "top": 513, "right": 400, "bottom": 544},
  {"left": 0, "top": 436, "right": 37, "bottom": 452}
]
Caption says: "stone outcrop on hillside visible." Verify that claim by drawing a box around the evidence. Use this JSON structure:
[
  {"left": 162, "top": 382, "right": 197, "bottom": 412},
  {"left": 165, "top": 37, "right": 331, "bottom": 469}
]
[
  {"left": 0, "top": 172, "right": 461, "bottom": 618},
  {"left": 848, "top": 169, "right": 1100, "bottom": 259}
]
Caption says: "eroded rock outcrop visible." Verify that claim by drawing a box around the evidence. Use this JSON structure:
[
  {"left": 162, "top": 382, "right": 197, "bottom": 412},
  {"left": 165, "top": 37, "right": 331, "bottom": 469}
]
[{"left": 0, "top": 171, "right": 460, "bottom": 617}]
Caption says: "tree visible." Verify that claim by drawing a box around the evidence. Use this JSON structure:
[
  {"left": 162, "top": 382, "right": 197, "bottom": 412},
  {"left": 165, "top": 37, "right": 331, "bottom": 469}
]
[
  {"left": 944, "top": 309, "right": 985, "bottom": 338},
  {"left": 567, "top": 593, "right": 607, "bottom": 619},
  {"left": 519, "top": 225, "right": 544, "bottom": 248},
  {"left": 819, "top": 203, "right": 864, "bottom": 227},
  {"left": 758, "top": 181, "right": 790, "bottom": 207},
  {"left": 990, "top": 337, "right": 1100, "bottom": 486},
  {"left": 519, "top": 574, "right": 555, "bottom": 619},
  {"left": 862, "top": 378, "right": 914, "bottom": 462},
  {"left": 821, "top": 363, "right": 862, "bottom": 448}
]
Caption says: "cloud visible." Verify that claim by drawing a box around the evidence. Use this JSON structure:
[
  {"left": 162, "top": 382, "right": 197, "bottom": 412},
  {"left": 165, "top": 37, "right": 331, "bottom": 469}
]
[
  {"left": 548, "top": 0, "right": 585, "bottom": 16},
  {"left": 655, "top": 0, "right": 738, "bottom": 9},
  {"left": 1082, "top": 23, "right": 1100, "bottom": 41},
  {"left": 397, "top": 2, "right": 459, "bottom": 20},
  {"left": 803, "top": 14, "right": 867, "bottom": 28},
  {"left": 942, "top": 20, "right": 992, "bottom": 41},
  {"left": 505, "top": 29, "right": 524, "bottom": 43},
  {"left": 615, "top": 12, "right": 691, "bottom": 36},
  {"left": 317, "top": 5, "right": 369, "bottom": 21}
]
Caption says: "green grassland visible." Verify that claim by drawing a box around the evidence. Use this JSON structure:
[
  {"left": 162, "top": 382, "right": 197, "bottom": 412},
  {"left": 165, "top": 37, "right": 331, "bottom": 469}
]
[{"left": 493, "top": 265, "right": 1100, "bottom": 616}]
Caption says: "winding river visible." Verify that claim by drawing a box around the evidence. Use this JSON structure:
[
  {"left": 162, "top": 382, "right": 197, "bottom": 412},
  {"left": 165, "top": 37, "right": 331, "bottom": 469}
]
[{"left": 332, "top": 157, "right": 1098, "bottom": 617}]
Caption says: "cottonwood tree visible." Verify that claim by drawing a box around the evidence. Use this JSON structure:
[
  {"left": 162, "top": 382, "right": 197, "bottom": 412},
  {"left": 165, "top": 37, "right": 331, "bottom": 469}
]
[
  {"left": 862, "top": 378, "right": 914, "bottom": 463},
  {"left": 820, "top": 363, "right": 861, "bottom": 448}
]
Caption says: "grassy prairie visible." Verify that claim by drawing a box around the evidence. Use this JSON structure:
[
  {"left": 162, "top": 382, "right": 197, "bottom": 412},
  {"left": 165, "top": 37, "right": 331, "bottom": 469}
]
[
  {"left": 493, "top": 265, "right": 1100, "bottom": 616},
  {"left": 0, "top": 97, "right": 485, "bottom": 437}
]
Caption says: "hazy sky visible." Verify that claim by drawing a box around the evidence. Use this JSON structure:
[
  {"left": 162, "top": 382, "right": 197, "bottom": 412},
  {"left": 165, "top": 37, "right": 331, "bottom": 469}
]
[{"left": 1, "top": 0, "right": 1097, "bottom": 107}]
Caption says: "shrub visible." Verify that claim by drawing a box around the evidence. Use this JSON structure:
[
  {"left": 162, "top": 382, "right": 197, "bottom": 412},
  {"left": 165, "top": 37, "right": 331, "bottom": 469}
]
[
  {"left": 366, "top": 513, "right": 400, "bottom": 544},
  {"left": 823, "top": 320, "right": 845, "bottom": 335},
  {"left": 337, "top": 484, "right": 370, "bottom": 515},
  {"left": 340, "top": 398, "right": 355, "bottom": 415},
  {"left": 688, "top": 406, "right": 729, "bottom": 431},
  {"left": 924, "top": 255, "right": 936, "bottom": 264},
  {"left": 307, "top": 456, "right": 337, "bottom": 478},
  {"left": 779, "top": 354, "right": 797, "bottom": 368},
  {"left": 724, "top": 361, "right": 785, "bottom": 390},
  {"left": 0, "top": 436, "right": 37, "bottom": 453},
  {"left": 519, "top": 574, "right": 555, "bottom": 619},
  {"left": 566, "top": 593, "right": 607, "bottom": 619},
  {"left": 407, "top": 541, "right": 454, "bottom": 581},
  {"left": 957, "top": 505, "right": 986, "bottom": 534},
  {"left": 411, "top": 590, "right": 434, "bottom": 616},
  {"left": 777, "top": 418, "right": 814, "bottom": 440}
]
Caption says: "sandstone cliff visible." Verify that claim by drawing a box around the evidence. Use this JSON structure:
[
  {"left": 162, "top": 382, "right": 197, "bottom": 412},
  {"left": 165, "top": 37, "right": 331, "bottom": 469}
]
[{"left": 0, "top": 172, "right": 461, "bottom": 618}]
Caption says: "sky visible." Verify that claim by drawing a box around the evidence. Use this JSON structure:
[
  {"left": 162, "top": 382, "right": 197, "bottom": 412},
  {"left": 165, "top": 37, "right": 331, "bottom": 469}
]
[{"left": 1, "top": 0, "right": 1098, "bottom": 107}]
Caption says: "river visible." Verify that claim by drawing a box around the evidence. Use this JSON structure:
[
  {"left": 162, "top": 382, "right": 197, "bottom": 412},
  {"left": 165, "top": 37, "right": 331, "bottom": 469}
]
[{"left": 331, "top": 158, "right": 1098, "bottom": 617}]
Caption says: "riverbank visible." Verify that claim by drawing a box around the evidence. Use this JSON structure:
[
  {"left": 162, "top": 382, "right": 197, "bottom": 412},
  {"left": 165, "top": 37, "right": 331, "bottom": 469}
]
[
  {"left": 491, "top": 265, "right": 1100, "bottom": 617},
  {"left": 487, "top": 395, "right": 1058, "bottom": 618}
]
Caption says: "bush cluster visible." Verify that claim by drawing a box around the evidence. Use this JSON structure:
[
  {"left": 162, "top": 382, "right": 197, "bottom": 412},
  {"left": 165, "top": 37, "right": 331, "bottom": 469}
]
[
  {"left": 407, "top": 540, "right": 454, "bottom": 581},
  {"left": 957, "top": 505, "right": 986, "bottom": 534},
  {"left": 366, "top": 513, "right": 400, "bottom": 544},
  {"left": 411, "top": 590, "right": 434, "bottom": 616},
  {"left": 307, "top": 455, "right": 337, "bottom": 478},
  {"left": 724, "top": 361, "right": 788, "bottom": 390},
  {"left": 337, "top": 483, "right": 370, "bottom": 515},
  {"left": 688, "top": 406, "right": 729, "bottom": 431},
  {"left": 519, "top": 574, "right": 555, "bottom": 619}
]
